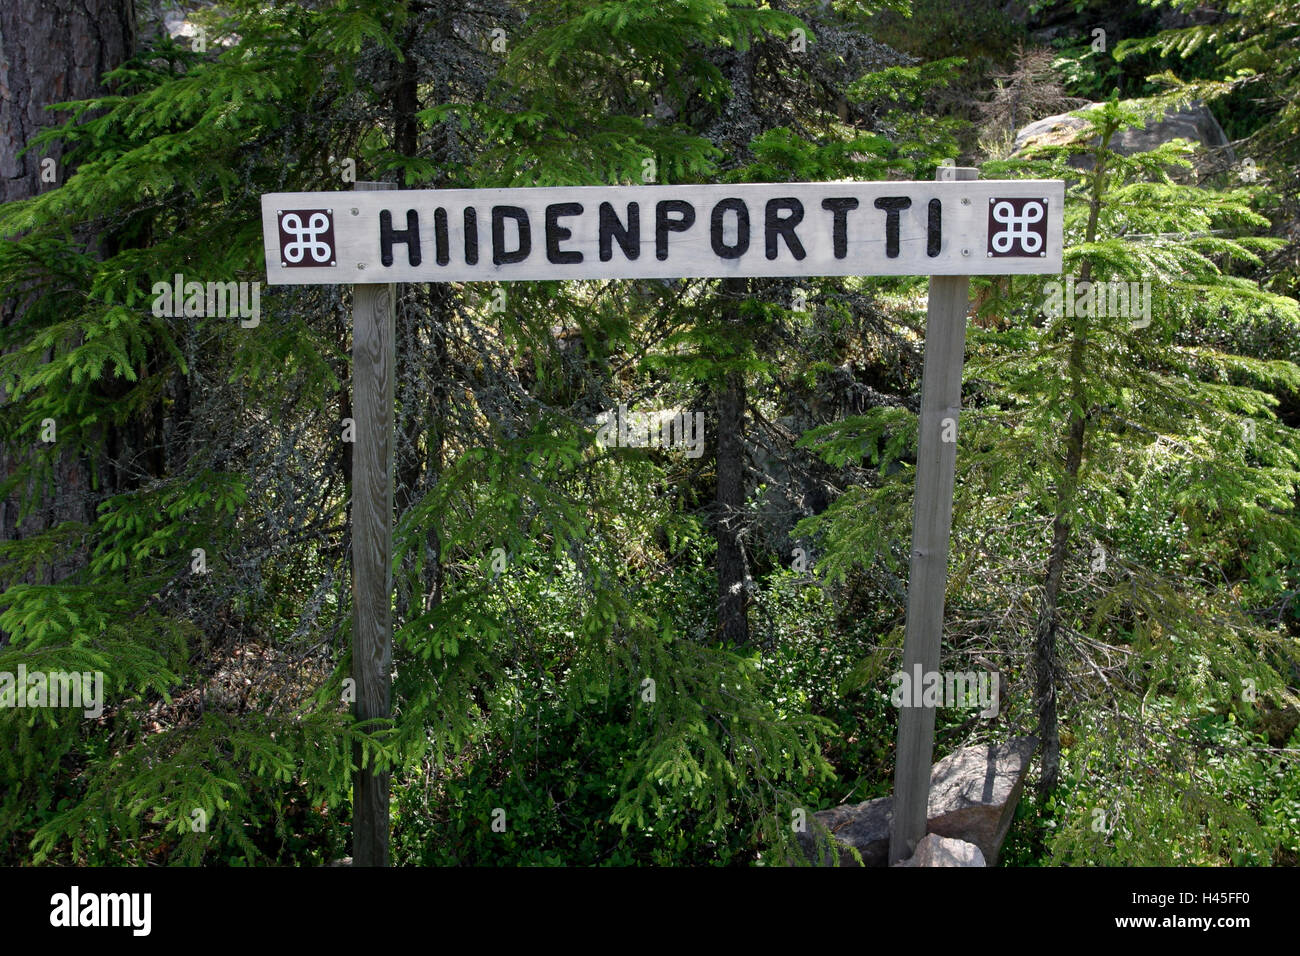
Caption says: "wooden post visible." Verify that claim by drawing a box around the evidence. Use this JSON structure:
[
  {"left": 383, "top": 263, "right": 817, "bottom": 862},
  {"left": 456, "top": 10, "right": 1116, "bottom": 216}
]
[
  {"left": 889, "top": 166, "right": 978, "bottom": 865},
  {"left": 351, "top": 180, "right": 395, "bottom": 866}
]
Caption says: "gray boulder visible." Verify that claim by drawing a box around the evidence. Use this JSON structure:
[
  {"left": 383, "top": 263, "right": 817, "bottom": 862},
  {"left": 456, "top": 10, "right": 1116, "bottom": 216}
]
[
  {"left": 924, "top": 736, "right": 1036, "bottom": 862},
  {"left": 800, "top": 793, "right": 894, "bottom": 867},
  {"left": 1013, "top": 101, "right": 1233, "bottom": 169},
  {"left": 894, "top": 834, "right": 987, "bottom": 867},
  {"left": 798, "top": 735, "right": 1037, "bottom": 866}
]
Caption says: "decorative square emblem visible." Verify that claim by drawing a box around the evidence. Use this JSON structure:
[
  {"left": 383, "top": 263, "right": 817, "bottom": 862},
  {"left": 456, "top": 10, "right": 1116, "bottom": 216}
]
[
  {"left": 277, "top": 208, "right": 336, "bottom": 267},
  {"left": 986, "top": 197, "right": 1048, "bottom": 258}
]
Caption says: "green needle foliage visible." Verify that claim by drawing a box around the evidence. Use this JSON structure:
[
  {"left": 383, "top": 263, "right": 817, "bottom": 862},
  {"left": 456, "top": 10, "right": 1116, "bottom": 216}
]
[
  {"left": 3, "top": 0, "right": 1297, "bottom": 867},
  {"left": 0, "top": 0, "right": 912, "bottom": 866},
  {"left": 799, "top": 94, "right": 1300, "bottom": 863}
]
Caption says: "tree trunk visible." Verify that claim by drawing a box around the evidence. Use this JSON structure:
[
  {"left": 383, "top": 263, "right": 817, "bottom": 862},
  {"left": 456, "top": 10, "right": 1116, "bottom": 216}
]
[
  {"left": 715, "top": 277, "right": 749, "bottom": 646},
  {"left": 1034, "top": 383, "right": 1085, "bottom": 795},
  {"left": 1034, "top": 131, "right": 1112, "bottom": 795},
  {"left": 0, "top": 0, "right": 136, "bottom": 631},
  {"left": 0, "top": 0, "right": 135, "bottom": 204},
  {"left": 390, "top": 15, "right": 449, "bottom": 620}
]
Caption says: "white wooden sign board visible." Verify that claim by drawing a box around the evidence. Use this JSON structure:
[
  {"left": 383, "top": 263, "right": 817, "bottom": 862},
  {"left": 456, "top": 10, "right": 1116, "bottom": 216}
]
[
  {"left": 261, "top": 181, "right": 1063, "bottom": 285},
  {"left": 265, "top": 175, "right": 1062, "bottom": 866}
]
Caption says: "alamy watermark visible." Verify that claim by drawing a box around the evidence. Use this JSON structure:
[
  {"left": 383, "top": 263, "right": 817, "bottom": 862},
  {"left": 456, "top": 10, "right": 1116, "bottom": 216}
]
[
  {"left": 1042, "top": 276, "right": 1151, "bottom": 328},
  {"left": 0, "top": 665, "right": 104, "bottom": 718},
  {"left": 152, "top": 273, "right": 261, "bottom": 328},
  {"left": 50, "top": 886, "right": 150, "bottom": 936},
  {"left": 889, "top": 664, "right": 999, "bottom": 718},
  {"left": 595, "top": 404, "right": 705, "bottom": 458}
]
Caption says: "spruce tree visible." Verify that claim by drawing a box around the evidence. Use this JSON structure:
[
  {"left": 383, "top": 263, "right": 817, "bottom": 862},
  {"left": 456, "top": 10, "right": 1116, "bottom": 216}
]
[{"left": 799, "top": 93, "right": 1300, "bottom": 862}]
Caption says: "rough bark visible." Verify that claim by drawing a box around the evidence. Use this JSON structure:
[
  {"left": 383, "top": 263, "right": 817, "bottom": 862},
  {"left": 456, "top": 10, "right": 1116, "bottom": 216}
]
[
  {"left": 1034, "top": 131, "right": 1111, "bottom": 795},
  {"left": 0, "top": 0, "right": 136, "bottom": 623},
  {"left": 1, "top": 0, "right": 136, "bottom": 203},
  {"left": 715, "top": 277, "right": 749, "bottom": 646},
  {"left": 390, "top": 18, "right": 448, "bottom": 621}
]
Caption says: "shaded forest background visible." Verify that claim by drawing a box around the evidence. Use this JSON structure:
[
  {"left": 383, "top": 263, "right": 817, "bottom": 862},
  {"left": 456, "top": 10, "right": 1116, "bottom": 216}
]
[{"left": 2, "top": 0, "right": 1299, "bottom": 866}]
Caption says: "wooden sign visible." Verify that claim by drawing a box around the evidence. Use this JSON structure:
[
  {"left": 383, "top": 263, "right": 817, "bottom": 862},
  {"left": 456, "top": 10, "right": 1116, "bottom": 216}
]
[
  {"left": 261, "top": 181, "right": 1063, "bottom": 285},
  {"left": 262, "top": 174, "right": 1061, "bottom": 866}
]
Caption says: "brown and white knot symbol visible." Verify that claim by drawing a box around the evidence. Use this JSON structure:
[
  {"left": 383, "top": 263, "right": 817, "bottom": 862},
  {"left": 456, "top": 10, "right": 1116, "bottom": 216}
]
[
  {"left": 987, "top": 198, "right": 1047, "bottom": 258},
  {"left": 278, "top": 209, "right": 336, "bottom": 267}
]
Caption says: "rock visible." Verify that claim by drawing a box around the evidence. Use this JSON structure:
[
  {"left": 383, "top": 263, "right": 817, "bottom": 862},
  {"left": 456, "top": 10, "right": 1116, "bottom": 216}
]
[
  {"left": 894, "top": 834, "right": 987, "bottom": 867},
  {"left": 1013, "top": 101, "right": 1233, "bottom": 170},
  {"left": 1113, "top": 103, "right": 1231, "bottom": 160},
  {"left": 799, "top": 794, "right": 894, "bottom": 867},
  {"left": 164, "top": 13, "right": 199, "bottom": 41},
  {"left": 1012, "top": 110, "right": 1091, "bottom": 156},
  {"left": 924, "top": 737, "right": 1036, "bottom": 864},
  {"left": 797, "top": 735, "right": 1037, "bottom": 866}
]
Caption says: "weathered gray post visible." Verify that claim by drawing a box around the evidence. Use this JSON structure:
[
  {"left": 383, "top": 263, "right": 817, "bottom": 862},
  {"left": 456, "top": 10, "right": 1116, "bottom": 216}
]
[
  {"left": 350, "top": 180, "right": 395, "bottom": 866},
  {"left": 888, "top": 166, "right": 978, "bottom": 865}
]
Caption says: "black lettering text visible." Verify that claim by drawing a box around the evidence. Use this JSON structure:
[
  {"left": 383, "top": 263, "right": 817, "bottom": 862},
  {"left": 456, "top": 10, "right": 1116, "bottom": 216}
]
[
  {"left": 820, "top": 197, "right": 859, "bottom": 259},
  {"left": 599, "top": 202, "right": 640, "bottom": 261},
  {"left": 545, "top": 202, "right": 584, "bottom": 264},
  {"left": 873, "top": 196, "right": 911, "bottom": 258},
  {"left": 492, "top": 206, "right": 531, "bottom": 265},
  {"left": 710, "top": 198, "right": 750, "bottom": 259},
  {"left": 655, "top": 200, "right": 695, "bottom": 261},
  {"left": 434, "top": 207, "right": 450, "bottom": 266},
  {"left": 464, "top": 207, "right": 479, "bottom": 265},
  {"left": 765, "top": 198, "right": 806, "bottom": 260},
  {"left": 927, "top": 198, "right": 941, "bottom": 258},
  {"left": 379, "top": 208, "right": 421, "bottom": 267}
]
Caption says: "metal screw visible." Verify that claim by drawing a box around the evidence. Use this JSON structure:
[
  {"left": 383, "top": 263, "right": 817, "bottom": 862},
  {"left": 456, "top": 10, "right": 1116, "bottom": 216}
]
[{"left": 961, "top": 248, "right": 970, "bottom": 256}]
